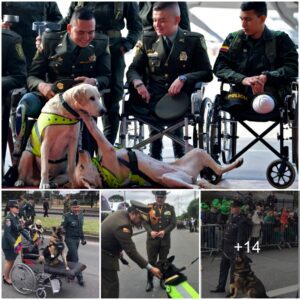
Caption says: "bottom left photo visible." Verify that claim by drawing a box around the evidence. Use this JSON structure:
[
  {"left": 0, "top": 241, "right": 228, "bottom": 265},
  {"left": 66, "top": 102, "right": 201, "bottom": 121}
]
[{"left": 1, "top": 190, "right": 99, "bottom": 298}]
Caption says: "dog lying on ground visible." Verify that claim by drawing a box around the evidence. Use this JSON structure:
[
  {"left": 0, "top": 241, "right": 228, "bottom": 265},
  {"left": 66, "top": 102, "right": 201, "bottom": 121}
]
[
  {"left": 43, "top": 226, "right": 69, "bottom": 270},
  {"left": 73, "top": 112, "right": 243, "bottom": 189},
  {"left": 14, "top": 83, "right": 106, "bottom": 189},
  {"left": 157, "top": 256, "right": 199, "bottom": 298},
  {"left": 230, "top": 253, "right": 268, "bottom": 298}
]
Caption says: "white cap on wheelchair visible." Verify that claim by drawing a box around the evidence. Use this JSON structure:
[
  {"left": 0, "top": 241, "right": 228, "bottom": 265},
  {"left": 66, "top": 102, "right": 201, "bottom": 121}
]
[{"left": 252, "top": 94, "right": 275, "bottom": 114}]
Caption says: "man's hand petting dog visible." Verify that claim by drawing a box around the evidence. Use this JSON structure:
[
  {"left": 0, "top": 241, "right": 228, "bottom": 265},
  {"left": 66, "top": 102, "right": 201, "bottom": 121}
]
[{"left": 150, "top": 267, "right": 162, "bottom": 278}]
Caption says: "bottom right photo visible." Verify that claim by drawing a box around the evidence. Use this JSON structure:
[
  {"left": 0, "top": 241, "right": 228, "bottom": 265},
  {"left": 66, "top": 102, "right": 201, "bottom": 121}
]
[{"left": 201, "top": 191, "right": 298, "bottom": 298}]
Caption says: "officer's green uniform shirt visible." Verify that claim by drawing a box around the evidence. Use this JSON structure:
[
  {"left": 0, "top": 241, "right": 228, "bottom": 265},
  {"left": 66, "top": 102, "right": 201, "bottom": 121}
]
[
  {"left": 61, "top": 212, "right": 85, "bottom": 241},
  {"left": 27, "top": 31, "right": 111, "bottom": 93},
  {"left": 101, "top": 210, "right": 148, "bottom": 271},
  {"left": 213, "top": 26, "right": 298, "bottom": 86},
  {"left": 127, "top": 28, "right": 213, "bottom": 110},
  {"left": 2, "top": 212, "right": 24, "bottom": 249},
  {"left": 143, "top": 203, "right": 176, "bottom": 242},
  {"left": 2, "top": 29, "right": 27, "bottom": 95},
  {"left": 2, "top": 2, "right": 62, "bottom": 67}
]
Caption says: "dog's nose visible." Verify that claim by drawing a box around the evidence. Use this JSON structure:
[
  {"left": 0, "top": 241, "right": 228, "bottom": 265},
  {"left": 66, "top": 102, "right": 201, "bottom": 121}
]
[{"left": 99, "top": 106, "right": 107, "bottom": 115}]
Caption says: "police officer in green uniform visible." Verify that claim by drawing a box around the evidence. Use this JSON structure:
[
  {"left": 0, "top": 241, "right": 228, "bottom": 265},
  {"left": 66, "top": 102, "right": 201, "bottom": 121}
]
[
  {"left": 213, "top": 2, "right": 298, "bottom": 114},
  {"left": 2, "top": 29, "right": 27, "bottom": 170},
  {"left": 143, "top": 191, "right": 176, "bottom": 292},
  {"left": 61, "top": 199, "right": 86, "bottom": 286},
  {"left": 14, "top": 7, "right": 111, "bottom": 157},
  {"left": 2, "top": 2, "right": 62, "bottom": 69},
  {"left": 127, "top": 2, "right": 212, "bottom": 160},
  {"left": 101, "top": 200, "right": 161, "bottom": 298},
  {"left": 139, "top": 2, "right": 191, "bottom": 32},
  {"left": 2, "top": 200, "right": 31, "bottom": 285},
  {"left": 60, "top": 2, "right": 143, "bottom": 145},
  {"left": 210, "top": 200, "right": 248, "bottom": 295}
]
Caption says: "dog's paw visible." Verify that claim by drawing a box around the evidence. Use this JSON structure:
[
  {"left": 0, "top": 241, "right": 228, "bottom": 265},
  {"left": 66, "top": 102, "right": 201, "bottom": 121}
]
[
  {"left": 39, "top": 182, "right": 51, "bottom": 189},
  {"left": 14, "top": 179, "right": 25, "bottom": 187}
]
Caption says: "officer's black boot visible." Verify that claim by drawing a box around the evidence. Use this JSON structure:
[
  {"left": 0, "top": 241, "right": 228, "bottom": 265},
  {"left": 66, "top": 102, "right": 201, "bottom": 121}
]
[{"left": 145, "top": 271, "right": 154, "bottom": 292}]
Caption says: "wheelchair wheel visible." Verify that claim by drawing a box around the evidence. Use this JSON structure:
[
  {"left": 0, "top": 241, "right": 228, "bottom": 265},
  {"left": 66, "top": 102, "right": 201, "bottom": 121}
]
[
  {"left": 266, "top": 159, "right": 296, "bottom": 189},
  {"left": 292, "top": 100, "right": 298, "bottom": 171},
  {"left": 197, "top": 97, "right": 212, "bottom": 150},
  {"left": 36, "top": 287, "right": 47, "bottom": 298},
  {"left": 11, "top": 263, "right": 36, "bottom": 295}
]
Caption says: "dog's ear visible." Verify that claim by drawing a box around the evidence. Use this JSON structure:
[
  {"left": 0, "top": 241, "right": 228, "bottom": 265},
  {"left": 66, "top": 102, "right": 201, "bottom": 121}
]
[
  {"left": 168, "top": 256, "right": 175, "bottom": 264},
  {"left": 71, "top": 84, "right": 87, "bottom": 104}
]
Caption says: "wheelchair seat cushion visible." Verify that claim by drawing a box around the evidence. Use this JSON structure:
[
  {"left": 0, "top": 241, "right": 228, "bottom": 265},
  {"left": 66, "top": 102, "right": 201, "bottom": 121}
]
[
  {"left": 154, "top": 91, "right": 190, "bottom": 121},
  {"left": 44, "top": 260, "right": 86, "bottom": 279}
]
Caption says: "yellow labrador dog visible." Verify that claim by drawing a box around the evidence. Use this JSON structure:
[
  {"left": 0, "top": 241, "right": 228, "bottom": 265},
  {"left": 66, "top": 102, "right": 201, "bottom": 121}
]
[
  {"left": 73, "top": 113, "right": 243, "bottom": 189},
  {"left": 15, "top": 84, "right": 106, "bottom": 189}
]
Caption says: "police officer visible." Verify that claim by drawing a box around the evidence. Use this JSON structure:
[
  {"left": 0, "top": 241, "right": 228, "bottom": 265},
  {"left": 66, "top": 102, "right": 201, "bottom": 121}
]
[
  {"left": 2, "top": 2, "right": 62, "bottom": 69},
  {"left": 61, "top": 199, "right": 86, "bottom": 286},
  {"left": 143, "top": 191, "right": 176, "bottom": 292},
  {"left": 13, "top": 7, "right": 111, "bottom": 157},
  {"left": 2, "top": 200, "right": 30, "bottom": 285},
  {"left": 127, "top": 2, "right": 212, "bottom": 160},
  {"left": 2, "top": 28, "right": 27, "bottom": 169},
  {"left": 210, "top": 200, "right": 248, "bottom": 294},
  {"left": 213, "top": 2, "right": 298, "bottom": 114},
  {"left": 139, "top": 2, "right": 191, "bottom": 32},
  {"left": 60, "top": 2, "right": 143, "bottom": 145},
  {"left": 101, "top": 200, "right": 161, "bottom": 298}
]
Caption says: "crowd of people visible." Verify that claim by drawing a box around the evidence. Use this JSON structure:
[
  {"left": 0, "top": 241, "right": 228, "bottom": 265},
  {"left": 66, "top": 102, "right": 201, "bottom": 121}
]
[
  {"left": 176, "top": 217, "right": 199, "bottom": 232},
  {"left": 201, "top": 194, "right": 298, "bottom": 250}
]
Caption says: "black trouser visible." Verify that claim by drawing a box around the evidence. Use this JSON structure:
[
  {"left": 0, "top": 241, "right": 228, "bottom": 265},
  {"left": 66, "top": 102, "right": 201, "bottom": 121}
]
[
  {"left": 101, "top": 267, "right": 119, "bottom": 298},
  {"left": 217, "top": 252, "right": 235, "bottom": 290},
  {"left": 146, "top": 238, "right": 170, "bottom": 265},
  {"left": 43, "top": 209, "right": 48, "bottom": 217},
  {"left": 102, "top": 41, "right": 126, "bottom": 145}
]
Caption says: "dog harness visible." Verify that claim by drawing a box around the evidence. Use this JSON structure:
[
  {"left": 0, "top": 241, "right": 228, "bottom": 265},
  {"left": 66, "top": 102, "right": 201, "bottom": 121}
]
[
  {"left": 91, "top": 156, "right": 146, "bottom": 188},
  {"left": 27, "top": 112, "right": 79, "bottom": 159},
  {"left": 165, "top": 275, "right": 199, "bottom": 299}
]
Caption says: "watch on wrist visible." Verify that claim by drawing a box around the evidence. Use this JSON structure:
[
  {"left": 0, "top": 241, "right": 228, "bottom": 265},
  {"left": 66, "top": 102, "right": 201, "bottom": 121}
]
[{"left": 178, "top": 75, "right": 187, "bottom": 82}]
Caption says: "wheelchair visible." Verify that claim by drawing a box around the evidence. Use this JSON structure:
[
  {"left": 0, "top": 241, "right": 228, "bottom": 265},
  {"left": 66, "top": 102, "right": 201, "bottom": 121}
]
[
  {"left": 119, "top": 82, "right": 212, "bottom": 160},
  {"left": 201, "top": 80, "right": 298, "bottom": 189},
  {"left": 11, "top": 235, "right": 86, "bottom": 298}
]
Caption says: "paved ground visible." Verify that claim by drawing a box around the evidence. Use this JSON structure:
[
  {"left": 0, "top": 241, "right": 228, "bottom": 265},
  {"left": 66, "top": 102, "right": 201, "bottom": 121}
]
[
  {"left": 117, "top": 229, "right": 199, "bottom": 298},
  {"left": 202, "top": 247, "right": 298, "bottom": 298},
  {"left": 2, "top": 236, "right": 99, "bottom": 298}
]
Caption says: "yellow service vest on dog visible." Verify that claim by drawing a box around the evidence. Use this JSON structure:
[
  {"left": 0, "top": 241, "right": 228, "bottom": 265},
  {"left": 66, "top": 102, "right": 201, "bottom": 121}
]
[
  {"left": 28, "top": 113, "right": 79, "bottom": 157},
  {"left": 166, "top": 281, "right": 199, "bottom": 299}
]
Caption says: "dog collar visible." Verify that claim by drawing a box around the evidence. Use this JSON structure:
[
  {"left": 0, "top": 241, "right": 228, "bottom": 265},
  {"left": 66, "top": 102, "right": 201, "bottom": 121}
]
[
  {"left": 59, "top": 93, "right": 80, "bottom": 118},
  {"left": 164, "top": 274, "right": 179, "bottom": 284}
]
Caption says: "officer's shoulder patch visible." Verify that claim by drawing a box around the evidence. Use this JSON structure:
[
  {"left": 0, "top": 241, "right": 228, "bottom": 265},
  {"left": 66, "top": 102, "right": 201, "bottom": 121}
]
[
  {"left": 5, "top": 219, "right": 11, "bottom": 227},
  {"left": 122, "top": 227, "right": 130, "bottom": 233},
  {"left": 134, "top": 40, "right": 143, "bottom": 56}
]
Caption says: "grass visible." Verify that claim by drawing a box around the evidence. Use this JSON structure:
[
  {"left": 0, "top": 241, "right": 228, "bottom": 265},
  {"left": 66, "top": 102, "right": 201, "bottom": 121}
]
[{"left": 35, "top": 216, "right": 99, "bottom": 236}]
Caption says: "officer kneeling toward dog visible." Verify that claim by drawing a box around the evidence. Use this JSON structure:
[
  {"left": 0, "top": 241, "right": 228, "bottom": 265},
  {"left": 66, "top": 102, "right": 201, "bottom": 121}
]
[
  {"left": 61, "top": 200, "right": 86, "bottom": 286},
  {"left": 210, "top": 200, "right": 248, "bottom": 295},
  {"left": 143, "top": 191, "right": 176, "bottom": 292},
  {"left": 101, "top": 200, "right": 161, "bottom": 298}
]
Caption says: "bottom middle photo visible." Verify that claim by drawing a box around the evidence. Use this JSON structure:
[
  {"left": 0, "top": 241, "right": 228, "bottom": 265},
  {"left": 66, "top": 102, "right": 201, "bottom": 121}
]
[{"left": 101, "top": 190, "right": 199, "bottom": 299}]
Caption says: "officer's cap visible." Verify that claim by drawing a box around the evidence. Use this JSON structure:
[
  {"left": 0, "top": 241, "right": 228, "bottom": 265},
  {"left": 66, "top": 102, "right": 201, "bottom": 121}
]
[
  {"left": 7, "top": 200, "right": 19, "bottom": 208},
  {"left": 152, "top": 191, "right": 169, "bottom": 197},
  {"left": 155, "top": 91, "right": 190, "bottom": 121},
  {"left": 130, "top": 200, "right": 150, "bottom": 221},
  {"left": 71, "top": 200, "right": 80, "bottom": 206},
  {"left": 231, "top": 200, "right": 243, "bottom": 208}
]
